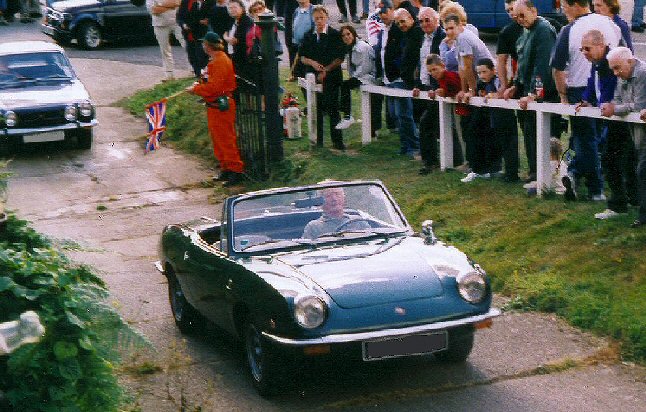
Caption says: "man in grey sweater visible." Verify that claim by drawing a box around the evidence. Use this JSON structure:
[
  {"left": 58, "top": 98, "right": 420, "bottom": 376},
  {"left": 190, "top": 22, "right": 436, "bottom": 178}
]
[{"left": 601, "top": 46, "right": 646, "bottom": 227}]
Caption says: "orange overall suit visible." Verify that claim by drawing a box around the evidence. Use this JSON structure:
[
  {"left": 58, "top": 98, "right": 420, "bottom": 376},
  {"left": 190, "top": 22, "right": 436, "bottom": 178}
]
[{"left": 193, "top": 51, "right": 244, "bottom": 174}]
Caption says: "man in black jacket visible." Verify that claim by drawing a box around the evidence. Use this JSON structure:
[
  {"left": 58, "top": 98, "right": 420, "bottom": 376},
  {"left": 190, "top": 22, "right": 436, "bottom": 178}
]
[
  {"left": 177, "top": 0, "right": 210, "bottom": 77},
  {"left": 390, "top": 7, "right": 421, "bottom": 156},
  {"left": 299, "top": 5, "right": 346, "bottom": 149}
]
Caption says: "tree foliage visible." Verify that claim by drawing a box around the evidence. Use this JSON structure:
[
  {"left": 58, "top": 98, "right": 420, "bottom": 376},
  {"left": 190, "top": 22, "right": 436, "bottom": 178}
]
[{"left": 0, "top": 215, "right": 147, "bottom": 411}]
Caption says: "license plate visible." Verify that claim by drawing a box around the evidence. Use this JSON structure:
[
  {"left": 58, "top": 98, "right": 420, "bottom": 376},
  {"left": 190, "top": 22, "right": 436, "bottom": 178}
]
[
  {"left": 23, "top": 131, "right": 65, "bottom": 143},
  {"left": 362, "top": 331, "right": 447, "bottom": 361}
]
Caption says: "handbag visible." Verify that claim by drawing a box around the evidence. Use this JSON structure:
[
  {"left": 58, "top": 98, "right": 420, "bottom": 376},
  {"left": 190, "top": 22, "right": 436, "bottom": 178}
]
[{"left": 215, "top": 95, "right": 229, "bottom": 111}]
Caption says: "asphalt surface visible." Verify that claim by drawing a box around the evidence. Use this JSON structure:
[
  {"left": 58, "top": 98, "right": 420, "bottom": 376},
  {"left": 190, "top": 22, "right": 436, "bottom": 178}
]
[{"left": 2, "top": 9, "right": 645, "bottom": 412}]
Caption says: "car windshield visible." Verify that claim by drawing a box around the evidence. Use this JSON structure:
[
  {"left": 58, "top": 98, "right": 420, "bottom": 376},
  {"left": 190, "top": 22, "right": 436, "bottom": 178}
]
[
  {"left": 0, "top": 51, "right": 75, "bottom": 88},
  {"left": 231, "top": 183, "right": 408, "bottom": 253}
]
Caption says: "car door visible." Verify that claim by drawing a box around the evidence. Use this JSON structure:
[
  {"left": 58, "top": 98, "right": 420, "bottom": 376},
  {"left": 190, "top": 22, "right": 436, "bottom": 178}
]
[{"left": 101, "top": 0, "right": 152, "bottom": 39}]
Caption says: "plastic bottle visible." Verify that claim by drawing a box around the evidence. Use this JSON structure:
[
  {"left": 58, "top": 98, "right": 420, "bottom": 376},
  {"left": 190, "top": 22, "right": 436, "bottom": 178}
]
[{"left": 534, "top": 76, "right": 544, "bottom": 101}]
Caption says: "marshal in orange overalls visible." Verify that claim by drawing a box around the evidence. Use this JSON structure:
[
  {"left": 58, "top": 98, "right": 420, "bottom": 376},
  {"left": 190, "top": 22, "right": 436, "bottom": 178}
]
[{"left": 192, "top": 51, "right": 244, "bottom": 174}]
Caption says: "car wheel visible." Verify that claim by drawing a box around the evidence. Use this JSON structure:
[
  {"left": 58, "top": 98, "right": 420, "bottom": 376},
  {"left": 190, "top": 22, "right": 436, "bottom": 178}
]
[
  {"left": 77, "top": 22, "right": 102, "bottom": 50},
  {"left": 0, "top": 137, "right": 19, "bottom": 158},
  {"left": 76, "top": 129, "right": 93, "bottom": 150},
  {"left": 435, "top": 328, "right": 474, "bottom": 362},
  {"left": 167, "top": 274, "right": 201, "bottom": 334},
  {"left": 244, "top": 321, "right": 286, "bottom": 396}
]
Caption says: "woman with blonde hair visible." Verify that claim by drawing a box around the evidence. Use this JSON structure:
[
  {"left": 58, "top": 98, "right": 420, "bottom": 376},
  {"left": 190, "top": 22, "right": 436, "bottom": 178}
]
[{"left": 438, "top": 0, "right": 478, "bottom": 35}]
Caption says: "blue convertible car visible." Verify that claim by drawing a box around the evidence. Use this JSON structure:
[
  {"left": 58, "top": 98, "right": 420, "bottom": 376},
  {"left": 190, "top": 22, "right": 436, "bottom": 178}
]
[{"left": 156, "top": 180, "right": 500, "bottom": 395}]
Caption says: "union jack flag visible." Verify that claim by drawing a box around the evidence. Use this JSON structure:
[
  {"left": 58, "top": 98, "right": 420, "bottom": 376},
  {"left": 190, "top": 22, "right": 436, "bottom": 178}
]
[{"left": 145, "top": 98, "right": 167, "bottom": 153}]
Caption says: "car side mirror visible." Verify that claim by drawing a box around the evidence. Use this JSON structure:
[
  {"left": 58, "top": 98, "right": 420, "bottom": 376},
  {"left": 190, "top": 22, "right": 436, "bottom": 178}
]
[{"left": 421, "top": 220, "right": 437, "bottom": 245}]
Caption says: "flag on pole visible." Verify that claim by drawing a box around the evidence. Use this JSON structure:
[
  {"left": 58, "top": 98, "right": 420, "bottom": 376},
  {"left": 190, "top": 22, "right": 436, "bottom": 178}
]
[{"left": 144, "top": 98, "right": 167, "bottom": 153}]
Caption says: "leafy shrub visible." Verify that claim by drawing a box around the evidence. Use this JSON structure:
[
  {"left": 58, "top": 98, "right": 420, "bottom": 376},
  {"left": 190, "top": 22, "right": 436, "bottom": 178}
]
[{"left": 0, "top": 215, "right": 146, "bottom": 411}]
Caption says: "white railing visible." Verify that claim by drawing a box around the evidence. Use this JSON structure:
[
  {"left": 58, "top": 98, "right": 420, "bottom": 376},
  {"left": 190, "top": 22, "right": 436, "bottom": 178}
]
[{"left": 298, "top": 74, "right": 643, "bottom": 197}]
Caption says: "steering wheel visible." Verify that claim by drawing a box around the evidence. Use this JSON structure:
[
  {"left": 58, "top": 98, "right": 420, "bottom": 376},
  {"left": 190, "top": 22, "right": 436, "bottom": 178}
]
[{"left": 331, "top": 218, "right": 372, "bottom": 234}]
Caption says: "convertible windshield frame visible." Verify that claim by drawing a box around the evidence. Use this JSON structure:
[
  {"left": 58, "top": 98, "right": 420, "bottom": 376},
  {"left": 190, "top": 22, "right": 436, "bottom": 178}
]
[{"left": 226, "top": 181, "right": 412, "bottom": 255}]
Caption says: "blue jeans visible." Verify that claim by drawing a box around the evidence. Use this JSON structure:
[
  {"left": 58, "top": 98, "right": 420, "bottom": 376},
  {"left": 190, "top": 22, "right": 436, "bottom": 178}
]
[
  {"left": 386, "top": 81, "right": 419, "bottom": 155},
  {"left": 567, "top": 87, "right": 603, "bottom": 196},
  {"left": 633, "top": 0, "right": 645, "bottom": 26},
  {"left": 362, "top": 0, "right": 369, "bottom": 14}
]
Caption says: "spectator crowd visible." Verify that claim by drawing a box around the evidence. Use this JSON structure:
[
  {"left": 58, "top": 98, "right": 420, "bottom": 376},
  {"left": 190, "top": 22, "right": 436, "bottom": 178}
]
[
  {"left": 139, "top": 0, "right": 646, "bottom": 227},
  {"left": 0, "top": 0, "right": 641, "bottom": 223}
]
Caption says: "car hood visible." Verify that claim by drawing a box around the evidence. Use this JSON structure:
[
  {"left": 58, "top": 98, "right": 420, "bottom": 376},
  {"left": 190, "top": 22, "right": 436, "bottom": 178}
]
[
  {"left": 0, "top": 81, "right": 90, "bottom": 109},
  {"left": 274, "top": 237, "right": 448, "bottom": 309},
  {"left": 51, "top": 0, "right": 101, "bottom": 11}
]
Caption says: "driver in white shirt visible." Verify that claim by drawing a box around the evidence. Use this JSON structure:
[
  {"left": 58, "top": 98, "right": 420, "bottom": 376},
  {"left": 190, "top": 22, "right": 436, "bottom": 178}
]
[{"left": 302, "top": 187, "right": 370, "bottom": 239}]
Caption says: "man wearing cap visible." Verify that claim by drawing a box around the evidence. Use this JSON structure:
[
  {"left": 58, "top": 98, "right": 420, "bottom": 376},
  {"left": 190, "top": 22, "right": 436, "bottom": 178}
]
[{"left": 187, "top": 32, "right": 245, "bottom": 186}]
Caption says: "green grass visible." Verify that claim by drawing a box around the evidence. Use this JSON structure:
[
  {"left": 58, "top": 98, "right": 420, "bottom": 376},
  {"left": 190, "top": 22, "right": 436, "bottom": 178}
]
[{"left": 120, "top": 71, "right": 646, "bottom": 363}]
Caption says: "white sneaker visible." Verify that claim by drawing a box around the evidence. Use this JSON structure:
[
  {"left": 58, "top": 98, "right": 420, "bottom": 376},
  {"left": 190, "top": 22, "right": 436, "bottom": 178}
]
[
  {"left": 591, "top": 194, "right": 607, "bottom": 202},
  {"left": 335, "top": 116, "right": 355, "bottom": 130},
  {"left": 461, "top": 172, "right": 490, "bottom": 183},
  {"left": 594, "top": 209, "right": 625, "bottom": 219}
]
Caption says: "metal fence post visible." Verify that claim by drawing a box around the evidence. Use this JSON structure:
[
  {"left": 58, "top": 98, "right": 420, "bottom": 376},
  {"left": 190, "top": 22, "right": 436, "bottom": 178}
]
[
  {"left": 438, "top": 99, "right": 454, "bottom": 170},
  {"left": 536, "top": 110, "right": 552, "bottom": 197},
  {"left": 361, "top": 89, "right": 372, "bottom": 144},
  {"left": 257, "top": 13, "right": 283, "bottom": 163},
  {"left": 305, "top": 72, "right": 318, "bottom": 145}
]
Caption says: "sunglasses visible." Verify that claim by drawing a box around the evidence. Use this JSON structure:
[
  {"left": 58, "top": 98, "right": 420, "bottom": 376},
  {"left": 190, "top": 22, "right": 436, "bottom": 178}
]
[
  {"left": 396, "top": 19, "right": 408, "bottom": 24},
  {"left": 579, "top": 46, "right": 592, "bottom": 52},
  {"left": 420, "top": 18, "right": 433, "bottom": 22}
]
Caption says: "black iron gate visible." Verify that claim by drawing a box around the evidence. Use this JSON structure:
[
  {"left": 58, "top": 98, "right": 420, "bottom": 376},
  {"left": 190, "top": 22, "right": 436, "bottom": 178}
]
[
  {"left": 234, "top": 13, "right": 283, "bottom": 181},
  {"left": 235, "top": 74, "right": 269, "bottom": 181}
]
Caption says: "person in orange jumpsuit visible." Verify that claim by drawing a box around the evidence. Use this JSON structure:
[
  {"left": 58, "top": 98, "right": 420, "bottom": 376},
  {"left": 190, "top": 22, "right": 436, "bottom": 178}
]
[{"left": 187, "top": 31, "right": 245, "bottom": 186}]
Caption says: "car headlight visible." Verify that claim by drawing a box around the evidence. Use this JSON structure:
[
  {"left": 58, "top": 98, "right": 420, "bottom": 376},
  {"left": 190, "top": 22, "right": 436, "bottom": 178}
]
[
  {"left": 5, "top": 111, "right": 16, "bottom": 127},
  {"left": 65, "top": 105, "right": 77, "bottom": 121},
  {"left": 294, "top": 296, "right": 327, "bottom": 329},
  {"left": 79, "top": 101, "right": 93, "bottom": 117},
  {"left": 456, "top": 271, "right": 487, "bottom": 303}
]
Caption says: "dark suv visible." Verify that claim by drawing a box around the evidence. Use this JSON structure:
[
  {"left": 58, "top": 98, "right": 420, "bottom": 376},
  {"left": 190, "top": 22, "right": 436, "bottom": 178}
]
[{"left": 42, "top": 0, "right": 154, "bottom": 50}]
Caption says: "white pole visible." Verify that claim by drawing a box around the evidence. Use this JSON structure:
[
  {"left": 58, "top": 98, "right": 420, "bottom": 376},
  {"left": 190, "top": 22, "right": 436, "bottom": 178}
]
[
  {"left": 438, "top": 99, "right": 454, "bottom": 170},
  {"left": 361, "top": 90, "right": 372, "bottom": 145},
  {"left": 305, "top": 73, "right": 317, "bottom": 145},
  {"left": 536, "top": 110, "right": 553, "bottom": 197}
]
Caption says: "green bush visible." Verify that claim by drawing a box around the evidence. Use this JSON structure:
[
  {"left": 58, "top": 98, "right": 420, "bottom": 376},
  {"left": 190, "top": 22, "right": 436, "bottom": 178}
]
[{"left": 0, "top": 215, "right": 146, "bottom": 411}]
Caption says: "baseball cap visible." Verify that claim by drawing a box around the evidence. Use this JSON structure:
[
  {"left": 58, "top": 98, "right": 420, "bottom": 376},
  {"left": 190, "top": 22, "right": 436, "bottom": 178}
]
[{"left": 200, "top": 32, "right": 222, "bottom": 44}]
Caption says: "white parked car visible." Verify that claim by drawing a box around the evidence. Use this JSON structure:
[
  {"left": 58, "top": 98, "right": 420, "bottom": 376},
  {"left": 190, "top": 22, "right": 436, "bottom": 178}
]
[{"left": 0, "top": 41, "right": 97, "bottom": 155}]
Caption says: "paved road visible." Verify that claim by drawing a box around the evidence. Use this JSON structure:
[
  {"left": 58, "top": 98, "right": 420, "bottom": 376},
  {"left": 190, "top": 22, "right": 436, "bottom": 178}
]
[{"left": 2, "top": 12, "right": 645, "bottom": 412}]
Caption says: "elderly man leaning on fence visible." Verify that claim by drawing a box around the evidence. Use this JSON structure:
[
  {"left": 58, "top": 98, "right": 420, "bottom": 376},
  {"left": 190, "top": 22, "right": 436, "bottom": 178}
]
[
  {"left": 551, "top": 0, "right": 622, "bottom": 201},
  {"left": 577, "top": 31, "right": 640, "bottom": 218},
  {"left": 413, "top": 6, "right": 446, "bottom": 174},
  {"left": 599, "top": 47, "right": 646, "bottom": 227}
]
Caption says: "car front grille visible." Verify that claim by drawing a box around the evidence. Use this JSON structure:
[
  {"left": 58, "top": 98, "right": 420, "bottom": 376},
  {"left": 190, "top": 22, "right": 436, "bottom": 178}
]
[{"left": 16, "top": 108, "right": 68, "bottom": 128}]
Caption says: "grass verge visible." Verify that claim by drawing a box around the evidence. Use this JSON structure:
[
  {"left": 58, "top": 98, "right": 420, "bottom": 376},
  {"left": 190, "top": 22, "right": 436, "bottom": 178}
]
[{"left": 119, "top": 72, "right": 645, "bottom": 363}]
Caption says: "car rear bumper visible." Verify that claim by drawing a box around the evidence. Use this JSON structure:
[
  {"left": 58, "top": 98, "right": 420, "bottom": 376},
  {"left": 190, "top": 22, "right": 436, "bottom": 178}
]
[
  {"left": 2, "top": 120, "right": 98, "bottom": 136},
  {"left": 262, "top": 308, "right": 501, "bottom": 346}
]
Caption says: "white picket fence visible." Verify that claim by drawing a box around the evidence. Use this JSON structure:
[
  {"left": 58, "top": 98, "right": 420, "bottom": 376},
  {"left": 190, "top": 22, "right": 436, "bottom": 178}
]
[{"left": 298, "top": 73, "right": 643, "bottom": 197}]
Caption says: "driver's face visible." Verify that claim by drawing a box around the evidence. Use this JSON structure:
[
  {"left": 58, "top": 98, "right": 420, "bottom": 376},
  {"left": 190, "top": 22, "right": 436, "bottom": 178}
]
[{"left": 322, "top": 188, "right": 345, "bottom": 218}]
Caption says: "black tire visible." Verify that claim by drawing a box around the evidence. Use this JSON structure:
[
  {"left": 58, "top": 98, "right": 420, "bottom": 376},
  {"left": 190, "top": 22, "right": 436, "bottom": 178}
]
[
  {"left": 435, "top": 328, "right": 475, "bottom": 362},
  {"left": 244, "top": 322, "right": 287, "bottom": 396},
  {"left": 0, "top": 137, "right": 19, "bottom": 158},
  {"left": 76, "top": 129, "right": 93, "bottom": 150},
  {"left": 77, "top": 21, "right": 102, "bottom": 50},
  {"left": 167, "top": 273, "right": 201, "bottom": 334}
]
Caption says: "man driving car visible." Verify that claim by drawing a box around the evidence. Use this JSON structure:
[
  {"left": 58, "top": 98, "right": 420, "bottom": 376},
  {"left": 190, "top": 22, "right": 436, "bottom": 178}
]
[{"left": 302, "top": 187, "right": 371, "bottom": 239}]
